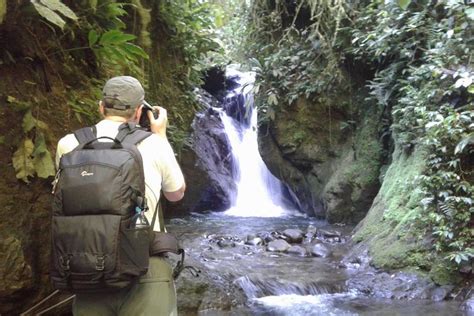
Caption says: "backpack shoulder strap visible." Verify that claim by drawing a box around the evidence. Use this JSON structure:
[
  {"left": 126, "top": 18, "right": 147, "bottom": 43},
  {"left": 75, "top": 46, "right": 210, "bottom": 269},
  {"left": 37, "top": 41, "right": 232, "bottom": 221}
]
[
  {"left": 116, "top": 122, "right": 152, "bottom": 145},
  {"left": 74, "top": 126, "right": 97, "bottom": 144}
]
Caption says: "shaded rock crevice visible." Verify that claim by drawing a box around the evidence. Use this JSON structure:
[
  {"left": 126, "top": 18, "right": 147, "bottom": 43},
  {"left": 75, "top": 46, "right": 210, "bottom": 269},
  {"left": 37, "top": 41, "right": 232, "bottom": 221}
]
[{"left": 258, "top": 90, "right": 384, "bottom": 223}]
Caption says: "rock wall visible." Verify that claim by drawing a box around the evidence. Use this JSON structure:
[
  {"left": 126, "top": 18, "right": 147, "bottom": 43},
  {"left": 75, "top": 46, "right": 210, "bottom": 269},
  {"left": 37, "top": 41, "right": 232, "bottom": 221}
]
[
  {"left": 259, "top": 92, "right": 384, "bottom": 223},
  {"left": 164, "top": 93, "right": 236, "bottom": 215},
  {"left": 351, "top": 144, "right": 462, "bottom": 285}
]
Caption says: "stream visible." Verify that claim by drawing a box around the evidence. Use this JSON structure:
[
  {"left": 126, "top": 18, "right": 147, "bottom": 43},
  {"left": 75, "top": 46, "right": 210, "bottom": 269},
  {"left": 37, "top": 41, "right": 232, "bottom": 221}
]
[
  {"left": 168, "top": 213, "right": 464, "bottom": 315},
  {"left": 167, "top": 67, "right": 466, "bottom": 315}
]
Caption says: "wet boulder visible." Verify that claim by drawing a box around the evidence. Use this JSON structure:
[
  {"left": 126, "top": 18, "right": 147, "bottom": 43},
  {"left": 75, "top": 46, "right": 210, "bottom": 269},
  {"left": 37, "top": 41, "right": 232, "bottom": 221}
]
[
  {"left": 461, "top": 294, "right": 474, "bottom": 313},
  {"left": 287, "top": 245, "right": 308, "bottom": 257},
  {"left": 245, "top": 235, "right": 264, "bottom": 246},
  {"left": 310, "top": 243, "right": 331, "bottom": 258},
  {"left": 283, "top": 229, "right": 304, "bottom": 243},
  {"left": 267, "top": 240, "right": 291, "bottom": 252},
  {"left": 430, "top": 285, "right": 454, "bottom": 302}
]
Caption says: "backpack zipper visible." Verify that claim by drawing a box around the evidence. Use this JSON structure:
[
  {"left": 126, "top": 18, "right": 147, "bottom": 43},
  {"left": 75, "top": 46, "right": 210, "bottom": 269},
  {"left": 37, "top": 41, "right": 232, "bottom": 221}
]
[{"left": 51, "top": 169, "right": 61, "bottom": 194}]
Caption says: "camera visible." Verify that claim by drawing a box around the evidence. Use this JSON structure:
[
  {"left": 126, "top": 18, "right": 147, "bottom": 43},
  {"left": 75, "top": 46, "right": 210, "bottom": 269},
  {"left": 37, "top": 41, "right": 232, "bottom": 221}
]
[{"left": 139, "top": 100, "right": 159, "bottom": 130}]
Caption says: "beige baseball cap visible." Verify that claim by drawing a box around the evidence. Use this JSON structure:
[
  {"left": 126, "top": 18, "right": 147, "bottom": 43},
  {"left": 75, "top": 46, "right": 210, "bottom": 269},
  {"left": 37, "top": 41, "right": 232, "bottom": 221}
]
[{"left": 102, "top": 76, "right": 144, "bottom": 110}]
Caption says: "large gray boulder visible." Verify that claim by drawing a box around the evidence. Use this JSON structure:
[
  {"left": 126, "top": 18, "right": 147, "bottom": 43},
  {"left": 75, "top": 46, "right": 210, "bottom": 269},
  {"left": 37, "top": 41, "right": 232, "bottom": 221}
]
[{"left": 165, "top": 91, "right": 236, "bottom": 214}]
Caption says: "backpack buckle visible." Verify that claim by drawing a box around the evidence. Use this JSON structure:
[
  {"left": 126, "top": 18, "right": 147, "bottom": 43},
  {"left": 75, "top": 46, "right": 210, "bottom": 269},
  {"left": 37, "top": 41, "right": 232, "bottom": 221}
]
[
  {"left": 96, "top": 255, "right": 105, "bottom": 271},
  {"left": 59, "top": 256, "right": 70, "bottom": 271}
]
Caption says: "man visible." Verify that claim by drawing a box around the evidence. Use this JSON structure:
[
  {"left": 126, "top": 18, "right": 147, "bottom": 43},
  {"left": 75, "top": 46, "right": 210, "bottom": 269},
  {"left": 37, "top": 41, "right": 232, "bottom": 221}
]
[{"left": 55, "top": 76, "right": 186, "bottom": 316}]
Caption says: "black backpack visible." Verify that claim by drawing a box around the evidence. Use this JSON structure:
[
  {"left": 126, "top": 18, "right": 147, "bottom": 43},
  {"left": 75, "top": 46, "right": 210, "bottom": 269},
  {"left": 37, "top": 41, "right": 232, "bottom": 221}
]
[{"left": 50, "top": 123, "right": 154, "bottom": 292}]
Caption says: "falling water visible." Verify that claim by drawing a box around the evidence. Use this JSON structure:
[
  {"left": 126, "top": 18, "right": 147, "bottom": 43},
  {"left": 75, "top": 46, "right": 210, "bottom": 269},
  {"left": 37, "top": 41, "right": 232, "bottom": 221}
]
[{"left": 221, "top": 68, "right": 291, "bottom": 217}]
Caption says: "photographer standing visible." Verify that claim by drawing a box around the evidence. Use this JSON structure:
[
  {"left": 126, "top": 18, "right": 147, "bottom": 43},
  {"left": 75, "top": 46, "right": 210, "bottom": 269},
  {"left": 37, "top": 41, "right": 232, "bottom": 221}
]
[{"left": 55, "top": 76, "right": 185, "bottom": 315}]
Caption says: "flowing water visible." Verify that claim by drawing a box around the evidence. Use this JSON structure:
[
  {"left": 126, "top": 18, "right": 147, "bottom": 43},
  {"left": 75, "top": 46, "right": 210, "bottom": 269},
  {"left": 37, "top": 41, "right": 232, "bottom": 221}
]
[
  {"left": 167, "top": 214, "right": 464, "bottom": 315},
  {"left": 169, "top": 68, "right": 465, "bottom": 315},
  {"left": 220, "top": 68, "right": 292, "bottom": 218}
]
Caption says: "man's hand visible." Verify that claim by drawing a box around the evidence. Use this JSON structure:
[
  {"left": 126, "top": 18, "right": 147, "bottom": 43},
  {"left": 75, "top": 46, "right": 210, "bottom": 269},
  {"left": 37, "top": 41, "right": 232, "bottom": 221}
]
[{"left": 147, "top": 106, "right": 167, "bottom": 138}]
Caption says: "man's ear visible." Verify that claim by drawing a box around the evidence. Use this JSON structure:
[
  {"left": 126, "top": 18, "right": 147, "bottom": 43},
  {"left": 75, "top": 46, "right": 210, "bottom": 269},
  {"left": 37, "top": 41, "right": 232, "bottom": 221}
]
[
  {"left": 99, "top": 101, "right": 105, "bottom": 117},
  {"left": 134, "top": 105, "right": 143, "bottom": 122}
]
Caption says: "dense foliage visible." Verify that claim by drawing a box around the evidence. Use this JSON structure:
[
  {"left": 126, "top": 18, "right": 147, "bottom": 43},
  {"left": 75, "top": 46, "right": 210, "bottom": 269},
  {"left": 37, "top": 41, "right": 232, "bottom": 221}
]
[
  {"left": 2, "top": 0, "right": 222, "bottom": 182},
  {"left": 350, "top": 0, "right": 473, "bottom": 267},
  {"left": 242, "top": 0, "right": 473, "bottom": 270},
  {"left": 242, "top": 0, "right": 348, "bottom": 120}
]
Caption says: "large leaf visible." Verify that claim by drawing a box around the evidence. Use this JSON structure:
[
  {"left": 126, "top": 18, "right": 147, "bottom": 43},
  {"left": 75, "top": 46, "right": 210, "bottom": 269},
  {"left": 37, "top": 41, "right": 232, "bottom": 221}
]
[
  {"left": 455, "top": 134, "right": 474, "bottom": 155},
  {"left": 32, "top": 133, "right": 55, "bottom": 178},
  {"left": 122, "top": 43, "right": 149, "bottom": 59},
  {"left": 22, "top": 110, "right": 36, "bottom": 132},
  {"left": 32, "top": 133, "right": 48, "bottom": 156},
  {"left": 33, "top": 152, "right": 55, "bottom": 179},
  {"left": 31, "top": 0, "right": 77, "bottom": 29},
  {"left": 399, "top": 0, "right": 411, "bottom": 10},
  {"left": 39, "top": 0, "right": 77, "bottom": 21},
  {"left": 88, "top": 29, "right": 99, "bottom": 46},
  {"left": 0, "top": 0, "right": 6, "bottom": 25},
  {"left": 12, "top": 138, "right": 35, "bottom": 183},
  {"left": 100, "top": 30, "right": 136, "bottom": 45},
  {"left": 31, "top": 1, "right": 66, "bottom": 29}
]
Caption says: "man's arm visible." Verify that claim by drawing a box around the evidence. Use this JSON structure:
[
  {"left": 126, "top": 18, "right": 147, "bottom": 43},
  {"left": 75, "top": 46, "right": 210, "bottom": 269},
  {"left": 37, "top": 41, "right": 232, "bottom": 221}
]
[
  {"left": 147, "top": 105, "right": 186, "bottom": 202},
  {"left": 163, "top": 182, "right": 186, "bottom": 202}
]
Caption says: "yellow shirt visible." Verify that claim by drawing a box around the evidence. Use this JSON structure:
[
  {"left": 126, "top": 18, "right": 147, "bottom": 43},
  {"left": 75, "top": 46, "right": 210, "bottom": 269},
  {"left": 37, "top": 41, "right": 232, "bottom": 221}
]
[{"left": 55, "top": 119, "right": 184, "bottom": 231}]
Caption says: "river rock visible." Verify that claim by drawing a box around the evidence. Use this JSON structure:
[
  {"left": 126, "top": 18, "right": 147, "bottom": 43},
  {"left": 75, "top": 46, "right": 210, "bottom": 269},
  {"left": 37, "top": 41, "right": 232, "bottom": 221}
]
[
  {"left": 430, "top": 285, "right": 454, "bottom": 302},
  {"left": 217, "top": 240, "right": 235, "bottom": 248},
  {"left": 0, "top": 236, "right": 33, "bottom": 297},
  {"left": 461, "top": 296, "right": 474, "bottom": 314},
  {"left": 257, "top": 232, "right": 275, "bottom": 243},
  {"left": 245, "top": 235, "right": 264, "bottom": 246},
  {"left": 317, "top": 229, "right": 341, "bottom": 239},
  {"left": 267, "top": 240, "right": 291, "bottom": 252},
  {"left": 287, "top": 245, "right": 307, "bottom": 257},
  {"left": 347, "top": 270, "right": 437, "bottom": 300},
  {"left": 310, "top": 243, "right": 331, "bottom": 258},
  {"left": 283, "top": 229, "right": 304, "bottom": 243}
]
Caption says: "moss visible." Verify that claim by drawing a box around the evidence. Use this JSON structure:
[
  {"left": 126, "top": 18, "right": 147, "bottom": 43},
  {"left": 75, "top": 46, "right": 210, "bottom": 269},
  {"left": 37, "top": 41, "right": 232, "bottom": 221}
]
[
  {"left": 354, "top": 145, "right": 431, "bottom": 269},
  {"left": 429, "top": 260, "right": 463, "bottom": 286}
]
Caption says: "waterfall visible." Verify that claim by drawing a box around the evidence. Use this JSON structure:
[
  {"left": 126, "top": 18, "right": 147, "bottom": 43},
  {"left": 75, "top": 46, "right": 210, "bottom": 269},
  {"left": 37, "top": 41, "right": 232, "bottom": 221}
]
[{"left": 221, "top": 68, "right": 291, "bottom": 217}]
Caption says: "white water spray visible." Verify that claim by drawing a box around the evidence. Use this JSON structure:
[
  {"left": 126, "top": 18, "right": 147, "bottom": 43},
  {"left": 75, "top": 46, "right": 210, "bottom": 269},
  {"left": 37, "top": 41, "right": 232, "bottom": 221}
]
[{"left": 221, "top": 68, "right": 291, "bottom": 217}]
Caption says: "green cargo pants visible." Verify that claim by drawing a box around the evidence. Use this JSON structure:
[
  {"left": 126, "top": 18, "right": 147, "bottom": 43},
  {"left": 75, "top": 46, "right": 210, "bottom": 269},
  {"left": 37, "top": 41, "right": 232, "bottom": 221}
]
[{"left": 72, "top": 257, "right": 177, "bottom": 316}]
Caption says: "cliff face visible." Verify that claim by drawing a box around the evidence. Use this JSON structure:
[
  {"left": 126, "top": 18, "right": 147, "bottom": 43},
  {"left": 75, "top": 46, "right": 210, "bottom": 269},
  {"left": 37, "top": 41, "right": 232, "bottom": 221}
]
[
  {"left": 258, "top": 89, "right": 384, "bottom": 224},
  {"left": 0, "top": 2, "right": 199, "bottom": 313}
]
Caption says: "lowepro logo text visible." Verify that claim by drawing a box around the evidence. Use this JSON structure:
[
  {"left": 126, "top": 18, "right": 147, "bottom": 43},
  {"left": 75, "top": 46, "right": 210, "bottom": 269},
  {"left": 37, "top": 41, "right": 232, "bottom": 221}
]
[{"left": 81, "top": 171, "right": 94, "bottom": 177}]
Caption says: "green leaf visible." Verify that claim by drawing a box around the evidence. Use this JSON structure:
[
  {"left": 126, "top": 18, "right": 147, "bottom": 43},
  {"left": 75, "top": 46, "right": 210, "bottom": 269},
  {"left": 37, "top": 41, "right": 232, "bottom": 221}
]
[
  {"left": 468, "top": 85, "right": 474, "bottom": 94},
  {"left": 39, "top": 0, "right": 77, "bottom": 21},
  {"left": 12, "top": 138, "right": 35, "bottom": 183},
  {"left": 122, "top": 43, "right": 149, "bottom": 59},
  {"left": 0, "top": 0, "right": 6, "bottom": 25},
  {"left": 89, "top": 0, "right": 97, "bottom": 12},
  {"left": 267, "top": 93, "right": 278, "bottom": 106},
  {"left": 88, "top": 30, "right": 99, "bottom": 47},
  {"left": 99, "top": 30, "right": 136, "bottom": 45},
  {"left": 455, "top": 133, "right": 474, "bottom": 154},
  {"left": 33, "top": 150, "right": 55, "bottom": 179},
  {"left": 32, "top": 133, "right": 48, "bottom": 156},
  {"left": 31, "top": 1, "right": 66, "bottom": 29},
  {"left": 22, "top": 110, "right": 36, "bottom": 133},
  {"left": 398, "top": 0, "right": 411, "bottom": 10}
]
